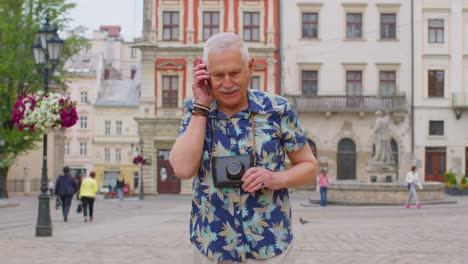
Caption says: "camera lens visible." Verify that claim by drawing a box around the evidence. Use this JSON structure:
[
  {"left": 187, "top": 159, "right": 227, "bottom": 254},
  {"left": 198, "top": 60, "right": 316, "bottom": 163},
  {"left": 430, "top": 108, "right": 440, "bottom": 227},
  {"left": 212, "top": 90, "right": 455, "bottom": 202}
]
[{"left": 227, "top": 161, "right": 242, "bottom": 179}]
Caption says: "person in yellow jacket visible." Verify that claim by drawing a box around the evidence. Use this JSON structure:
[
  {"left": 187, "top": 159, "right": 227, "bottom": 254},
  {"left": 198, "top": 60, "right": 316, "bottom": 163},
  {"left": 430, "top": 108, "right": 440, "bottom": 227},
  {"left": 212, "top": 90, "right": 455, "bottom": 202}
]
[{"left": 79, "top": 171, "right": 98, "bottom": 222}]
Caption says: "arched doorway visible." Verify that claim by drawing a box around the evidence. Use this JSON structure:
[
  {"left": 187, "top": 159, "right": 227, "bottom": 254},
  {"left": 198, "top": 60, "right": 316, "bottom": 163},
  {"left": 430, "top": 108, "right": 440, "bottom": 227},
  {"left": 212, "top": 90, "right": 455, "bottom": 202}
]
[
  {"left": 337, "top": 138, "right": 356, "bottom": 180},
  {"left": 307, "top": 139, "right": 317, "bottom": 158}
]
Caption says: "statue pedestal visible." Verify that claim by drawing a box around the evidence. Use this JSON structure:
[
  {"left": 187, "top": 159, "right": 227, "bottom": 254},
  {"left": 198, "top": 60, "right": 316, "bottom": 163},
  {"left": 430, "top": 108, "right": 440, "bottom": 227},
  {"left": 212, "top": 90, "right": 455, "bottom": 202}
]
[{"left": 367, "top": 162, "right": 397, "bottom": 183}]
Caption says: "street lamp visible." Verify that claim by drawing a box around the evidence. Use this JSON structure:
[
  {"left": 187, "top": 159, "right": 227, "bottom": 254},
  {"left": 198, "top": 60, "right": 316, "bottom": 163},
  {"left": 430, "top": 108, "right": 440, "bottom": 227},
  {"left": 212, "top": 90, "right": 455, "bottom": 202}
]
[
  {"left": 33, "top": 16, "right": 64, "bottom": 237},
  {"left": 139, "top": 138, "right": 144, "bottom": 200}
]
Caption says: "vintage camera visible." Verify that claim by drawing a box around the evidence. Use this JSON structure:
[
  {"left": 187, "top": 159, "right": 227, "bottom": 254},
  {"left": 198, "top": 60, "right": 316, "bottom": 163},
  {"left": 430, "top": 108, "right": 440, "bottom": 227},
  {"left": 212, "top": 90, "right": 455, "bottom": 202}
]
[{"left": 212, "top": 155, "right": 254, "bottom": 188}]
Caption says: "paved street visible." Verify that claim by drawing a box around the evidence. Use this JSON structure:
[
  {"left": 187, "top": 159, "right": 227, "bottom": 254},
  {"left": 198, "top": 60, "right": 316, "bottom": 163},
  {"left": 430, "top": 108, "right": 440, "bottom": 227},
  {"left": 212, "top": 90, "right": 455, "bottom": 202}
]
[{"left": 0, "top": 192, "right": 467, "bottom": 264}]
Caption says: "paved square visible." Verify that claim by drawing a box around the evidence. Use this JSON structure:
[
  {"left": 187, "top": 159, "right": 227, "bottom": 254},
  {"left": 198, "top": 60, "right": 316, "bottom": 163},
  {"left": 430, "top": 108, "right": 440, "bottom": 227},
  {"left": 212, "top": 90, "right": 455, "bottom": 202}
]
[{"left": 0, "top": 193, "right": 467, "bottom": 263}]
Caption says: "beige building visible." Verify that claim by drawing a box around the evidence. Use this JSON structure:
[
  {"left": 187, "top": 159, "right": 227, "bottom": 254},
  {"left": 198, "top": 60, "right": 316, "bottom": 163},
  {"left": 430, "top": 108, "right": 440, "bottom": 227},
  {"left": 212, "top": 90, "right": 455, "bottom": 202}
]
[
  {"left": 135, "top": 0, "right": 281, "bottom": 194},
  {"left": 65, "top": 26, "right": 142, "bottom": 192},
  {"left": 7, "top": 132, "right": 64, "bottom": 194},
  {"left": 413, "top": 0, "right": 468, "bottom": 182},
  {"left": 281, "top": 0, "right": 413, "bottom": 182}
]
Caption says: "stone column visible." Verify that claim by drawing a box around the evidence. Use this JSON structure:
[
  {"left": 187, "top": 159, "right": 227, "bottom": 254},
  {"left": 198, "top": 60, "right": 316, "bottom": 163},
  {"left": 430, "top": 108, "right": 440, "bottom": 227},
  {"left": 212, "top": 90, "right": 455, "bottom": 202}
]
[
  {"left": 227, "top": 0, "right": 235, "bottom": 32},
  {"left": 143, "top": 0, "right": 157, "bottom": 43},
  {"left": 267, "top": 0, "right": 275, "bottom": 46},
  {"left": 186, "top": 57, "right": 195, "bottom": 99},
  {"left": 23, "top": 162, "right": 31, "bottom": 194},
  {"left": 267, "top": 57, "right": 275, "bottom": 94},
  {"left": 186, "top": 0, "right": 194, "bottom": 44}
]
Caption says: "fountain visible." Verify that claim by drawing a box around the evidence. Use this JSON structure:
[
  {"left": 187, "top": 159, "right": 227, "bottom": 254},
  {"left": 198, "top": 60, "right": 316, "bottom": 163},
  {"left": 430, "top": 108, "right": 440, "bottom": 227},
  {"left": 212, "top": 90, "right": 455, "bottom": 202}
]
[{"left": 323, "top": 111, "right": 446, "bottom": 205}]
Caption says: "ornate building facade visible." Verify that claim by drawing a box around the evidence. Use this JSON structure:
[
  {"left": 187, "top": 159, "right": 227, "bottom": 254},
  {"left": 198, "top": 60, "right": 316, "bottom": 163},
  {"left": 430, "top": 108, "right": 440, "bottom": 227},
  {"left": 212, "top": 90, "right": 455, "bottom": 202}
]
[
  {"left": 135, "top": 0, "right": 280, "bottom": 194},
  {"left": 282, "top": 0, "right": 413, "bottom": 182}
]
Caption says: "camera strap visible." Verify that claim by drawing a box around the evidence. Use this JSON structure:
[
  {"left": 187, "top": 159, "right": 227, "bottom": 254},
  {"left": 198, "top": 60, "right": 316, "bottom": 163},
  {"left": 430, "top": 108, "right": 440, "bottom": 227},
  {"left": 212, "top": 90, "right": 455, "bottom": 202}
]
[{"left": 209, "top": 113, "right": 256, "bottom": 172}]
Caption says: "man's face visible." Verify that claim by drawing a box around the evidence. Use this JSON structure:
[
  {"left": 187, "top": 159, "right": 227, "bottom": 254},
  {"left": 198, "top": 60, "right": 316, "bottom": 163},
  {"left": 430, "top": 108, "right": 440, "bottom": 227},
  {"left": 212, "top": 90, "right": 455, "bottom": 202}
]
[{"left": 207, "top": 48, "right": 253, "bottom": 114}]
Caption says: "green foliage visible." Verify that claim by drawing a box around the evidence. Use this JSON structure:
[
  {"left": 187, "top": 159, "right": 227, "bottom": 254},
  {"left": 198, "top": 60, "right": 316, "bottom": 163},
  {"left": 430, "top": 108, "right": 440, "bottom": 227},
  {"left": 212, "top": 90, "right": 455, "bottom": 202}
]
[
  {"left": 444, "top": 171, "right": 458, "bottom": 187},
  {"left": 0, "top": 0, "right": 88, "bottom": 169},
  {"left": 460, "top": 176, "right": 467, "bottom": 190}
]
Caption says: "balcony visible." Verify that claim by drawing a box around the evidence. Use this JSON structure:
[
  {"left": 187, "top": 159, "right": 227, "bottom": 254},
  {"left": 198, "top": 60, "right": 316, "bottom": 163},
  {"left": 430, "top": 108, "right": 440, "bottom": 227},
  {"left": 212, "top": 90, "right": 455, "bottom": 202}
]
[
  {"left": 288, "top": 95, "right": 407, "bottom": 114},
  {"left": 452, "top": 92, "right": 468, "bottom": 119}
]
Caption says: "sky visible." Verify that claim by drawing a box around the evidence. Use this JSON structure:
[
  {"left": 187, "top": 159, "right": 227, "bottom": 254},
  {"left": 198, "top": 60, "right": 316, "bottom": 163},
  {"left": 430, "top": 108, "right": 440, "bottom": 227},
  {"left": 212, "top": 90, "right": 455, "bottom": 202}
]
[{"left": 66, "top": 0, "right": 143, "bottom": 41}]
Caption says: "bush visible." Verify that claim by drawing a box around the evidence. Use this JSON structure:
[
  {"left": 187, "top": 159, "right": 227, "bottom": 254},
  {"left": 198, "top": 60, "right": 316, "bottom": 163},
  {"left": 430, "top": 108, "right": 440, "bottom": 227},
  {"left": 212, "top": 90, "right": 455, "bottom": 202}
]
[
  {"left": 460, "top": 175, "right": 467, "bottom": 190},
  {"left": 444, "top": 171, "right": 458, "bottom": 188}
]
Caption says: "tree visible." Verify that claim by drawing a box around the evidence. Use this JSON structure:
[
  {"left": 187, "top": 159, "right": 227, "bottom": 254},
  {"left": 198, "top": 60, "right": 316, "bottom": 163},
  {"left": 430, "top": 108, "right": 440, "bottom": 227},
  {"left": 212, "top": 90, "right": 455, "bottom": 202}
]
[{"left": 0, "top": 0, "right": 88, "bottom": 198}]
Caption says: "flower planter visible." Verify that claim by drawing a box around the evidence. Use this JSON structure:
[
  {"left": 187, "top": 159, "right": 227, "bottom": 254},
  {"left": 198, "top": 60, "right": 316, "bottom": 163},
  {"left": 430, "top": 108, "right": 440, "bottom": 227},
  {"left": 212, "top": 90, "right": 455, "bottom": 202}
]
[{"left": 444, "top": 187, "right": 460, "bottom": 195}]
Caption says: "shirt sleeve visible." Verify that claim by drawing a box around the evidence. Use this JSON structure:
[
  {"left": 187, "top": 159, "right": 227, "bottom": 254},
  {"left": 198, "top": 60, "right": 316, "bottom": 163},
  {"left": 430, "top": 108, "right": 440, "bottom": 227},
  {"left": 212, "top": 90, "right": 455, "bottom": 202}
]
[
  {"left": 280, "top": 101, "right": 307, "bottom": 153},
  {"left": 177, "top": 99, "right": 195, "bottom": 137}
]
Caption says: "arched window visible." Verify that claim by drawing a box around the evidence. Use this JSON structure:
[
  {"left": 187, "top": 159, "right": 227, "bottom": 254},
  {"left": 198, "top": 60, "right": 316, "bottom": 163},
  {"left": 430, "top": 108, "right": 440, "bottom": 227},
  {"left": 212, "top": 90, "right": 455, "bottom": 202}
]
[{"left": 337, "top": 138, "right": 356, "bottom": 180}]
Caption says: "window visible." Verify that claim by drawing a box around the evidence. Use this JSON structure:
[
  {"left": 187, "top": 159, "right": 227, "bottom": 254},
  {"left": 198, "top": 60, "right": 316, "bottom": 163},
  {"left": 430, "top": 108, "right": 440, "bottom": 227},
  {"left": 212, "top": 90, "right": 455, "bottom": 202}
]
[
  {"left": 162, "top": 76, "right": 178, "bottom": 108},
  {"left": 115, "top": 148, "right": 121, "bottom": 162},
  {"left": 346, "top": 13, "right": 362, "bottom": 39},
  {"left": 65, "top": 142, "right": 70, "bottom": 156},
  {"left": 302, "top": 71, "right": 318, "bottom": 96},
  {"left": 131, "top": 48, "right": 137, "bottom": 58},
  {"left": 104, "top": 147, "right": 110, "bottom": 162},
  {"left": 379, "top": 71, "right": 396, "bottom": 96},
  {"left": 80, "top": 92, "right": 88, "bottom": 103},
  {"left": 428, "top": 19, "right": 444, "bottom": 43},
  {"left": 428, "top": 70, "right": 444, "bottom": 97},
  {"left": 243, "top": 12, "right": 260, "bottom": 41},
  {"left": 163, "top": 11, "right": 179, "bottom": 41},
  {"left": 203, "top": 12, "right": 220, "bottom": 41},
  {"left": 79, "top": 116, "right": 87, "bottom": 129},
  {"left": 80, "top": 142, "right": 87, "bottom": 156},
  {"left": 346, "top": 71, "right": 362, "bottom": 96},
  {"left": 131, "top": 65, "right": 136, "bottom": 80},
  {"left": 429, "top": 121, "right": 444, "bottom": 136},
  {"left": 250, "top": 76, "right": 260, "bottom": 90},
  {"left": 380, "top": 14, "right": 396, "bottom": 39},
  {"left": 302, "top": 13, "right": 318, "bottom": 39},
  {"left": 105, "top": 120, "right": 111, "bottom": 135},
  {"left": 116, "top": 121, "right": 122, "bottom": 135}
]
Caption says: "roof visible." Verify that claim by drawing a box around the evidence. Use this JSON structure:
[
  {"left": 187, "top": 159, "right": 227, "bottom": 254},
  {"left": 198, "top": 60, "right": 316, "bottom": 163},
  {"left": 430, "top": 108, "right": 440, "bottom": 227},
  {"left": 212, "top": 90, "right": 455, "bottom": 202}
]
[
  {"left": 95, "top": 80, "right": 139, "bottom": 107},
  {"left": 99, "top": 25, "right": 121, "bottom": 38},
  {"left": 64, "top": 52, "right": 102, "bottom": 76}
]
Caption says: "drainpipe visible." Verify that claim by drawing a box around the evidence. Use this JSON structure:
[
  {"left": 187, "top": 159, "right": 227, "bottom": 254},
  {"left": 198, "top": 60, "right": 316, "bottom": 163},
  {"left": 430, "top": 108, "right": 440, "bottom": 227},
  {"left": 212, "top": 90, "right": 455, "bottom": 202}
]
[
  {"left": 411, "top": 0, "right": 415, "bottom": 157},
  {"left": 278, "top": 0, "right": 282, "bottom": 95}
]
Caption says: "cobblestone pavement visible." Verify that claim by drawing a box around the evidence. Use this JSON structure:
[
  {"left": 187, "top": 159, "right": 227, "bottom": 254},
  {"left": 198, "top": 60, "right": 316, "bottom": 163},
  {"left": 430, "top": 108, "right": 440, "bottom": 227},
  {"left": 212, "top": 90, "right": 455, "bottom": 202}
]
[{"left": 0, "top": 193, "right": 467, "bottom": 264}]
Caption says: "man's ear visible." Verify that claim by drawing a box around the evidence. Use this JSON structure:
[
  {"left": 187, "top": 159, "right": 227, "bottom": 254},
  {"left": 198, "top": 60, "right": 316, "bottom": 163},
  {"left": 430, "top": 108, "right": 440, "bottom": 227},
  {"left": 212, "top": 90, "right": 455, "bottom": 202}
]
[{"left": 248, "top": 58, "right": 254, "bottom": 78}]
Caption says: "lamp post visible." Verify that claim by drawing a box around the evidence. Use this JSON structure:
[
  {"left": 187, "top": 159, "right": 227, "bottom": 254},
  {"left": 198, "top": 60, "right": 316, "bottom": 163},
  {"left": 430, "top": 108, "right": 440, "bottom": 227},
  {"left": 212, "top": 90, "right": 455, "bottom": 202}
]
[
  {"left": 139, "top": 138, "right": 144, "bottom": 200},
  {"left": 33, "top": 16, "right": 64, "bottom": 237}
]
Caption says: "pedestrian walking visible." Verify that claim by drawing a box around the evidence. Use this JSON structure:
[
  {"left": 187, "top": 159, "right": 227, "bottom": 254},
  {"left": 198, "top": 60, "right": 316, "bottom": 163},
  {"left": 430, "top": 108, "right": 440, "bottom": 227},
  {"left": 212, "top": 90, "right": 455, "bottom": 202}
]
[
  {"left": 79, "top": 171, "right": 98, "bottom": 222},
  {"left": 48, "top": 180, "right": 54, "bottom": 196},
  {"left": 169, "top": 32, "right": 317, "bottom": 263},
  {"left": 405, "top": 166, "right": 423, "bottom": 209},
  {"left": 319, "top": 168, "right": 330, "bottom": 207},
  {"left": 116, "top": 174, "right": 125, "bottom": 200},
  {"left": 55, "top": 166, "right": 78, "bottom": 222}
]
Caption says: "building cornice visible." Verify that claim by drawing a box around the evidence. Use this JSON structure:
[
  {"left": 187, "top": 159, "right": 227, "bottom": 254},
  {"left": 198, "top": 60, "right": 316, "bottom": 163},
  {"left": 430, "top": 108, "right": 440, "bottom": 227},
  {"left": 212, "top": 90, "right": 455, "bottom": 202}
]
[
  {"left": 422, "top": 8, "right": 451, "bottom": 13},
  {"left": 422, "top": 54, "right": 451, "bottom": 59}
]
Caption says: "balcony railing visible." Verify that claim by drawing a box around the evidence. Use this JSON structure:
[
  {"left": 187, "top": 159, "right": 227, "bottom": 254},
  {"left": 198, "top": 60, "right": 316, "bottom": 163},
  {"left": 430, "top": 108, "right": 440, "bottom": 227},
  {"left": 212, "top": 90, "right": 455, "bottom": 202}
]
[
  {"left": 288, "top": 95, "right": 407, "bottom": 113},
  {"left": 452, "top": 92, "right": 468, "bottom": 109}
]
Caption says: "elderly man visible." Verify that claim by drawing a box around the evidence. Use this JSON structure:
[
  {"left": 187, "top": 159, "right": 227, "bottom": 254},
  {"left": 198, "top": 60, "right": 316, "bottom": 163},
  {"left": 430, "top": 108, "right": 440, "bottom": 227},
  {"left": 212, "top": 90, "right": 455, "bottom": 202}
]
[{"left": 170, "top": 32, "right": 317, "bottom": 263}]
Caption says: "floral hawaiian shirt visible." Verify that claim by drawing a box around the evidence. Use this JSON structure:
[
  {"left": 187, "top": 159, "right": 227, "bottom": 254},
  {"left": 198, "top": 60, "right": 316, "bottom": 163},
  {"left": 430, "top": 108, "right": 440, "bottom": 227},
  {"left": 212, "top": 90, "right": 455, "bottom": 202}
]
[{"left": 177, "top": 89, "right": 307, "bottom": 262}]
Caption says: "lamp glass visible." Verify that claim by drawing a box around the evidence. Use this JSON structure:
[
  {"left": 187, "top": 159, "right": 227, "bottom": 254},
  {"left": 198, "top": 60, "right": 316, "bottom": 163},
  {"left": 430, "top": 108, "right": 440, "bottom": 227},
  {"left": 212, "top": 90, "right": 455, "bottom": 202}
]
[
  {"left": 33, "top": 38, "right": 45, "bottom": 65},
  {"left": 47, "top": 34, "right": 64, "bottom": 62}
]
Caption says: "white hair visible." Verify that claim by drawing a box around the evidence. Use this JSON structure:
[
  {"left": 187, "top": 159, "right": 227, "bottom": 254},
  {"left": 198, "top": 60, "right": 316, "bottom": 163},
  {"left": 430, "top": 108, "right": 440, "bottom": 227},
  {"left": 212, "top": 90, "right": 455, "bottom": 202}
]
[{"left": 202, "top": 32, "right": 250, "bottom": 67}]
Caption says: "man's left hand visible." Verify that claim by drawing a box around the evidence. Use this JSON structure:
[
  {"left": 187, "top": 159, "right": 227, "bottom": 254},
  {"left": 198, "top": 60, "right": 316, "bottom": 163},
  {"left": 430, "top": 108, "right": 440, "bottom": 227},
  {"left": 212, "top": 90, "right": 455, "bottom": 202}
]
[{"left": 241, "top": 167, "right": 287, "bottom": 193}]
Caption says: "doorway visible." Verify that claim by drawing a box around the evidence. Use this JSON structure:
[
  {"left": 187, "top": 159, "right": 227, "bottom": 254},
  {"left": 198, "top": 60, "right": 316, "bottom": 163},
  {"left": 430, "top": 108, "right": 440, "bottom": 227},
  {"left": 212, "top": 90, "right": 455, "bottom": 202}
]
[
  {"left": 425, "top": 147, "right": 446, "bottom": 182},
  {"left": 156, "top": 150, "right": 180, "bottom": 194},
  {"left": 337, "top": 138, "right": 356, "bottom": 180}
]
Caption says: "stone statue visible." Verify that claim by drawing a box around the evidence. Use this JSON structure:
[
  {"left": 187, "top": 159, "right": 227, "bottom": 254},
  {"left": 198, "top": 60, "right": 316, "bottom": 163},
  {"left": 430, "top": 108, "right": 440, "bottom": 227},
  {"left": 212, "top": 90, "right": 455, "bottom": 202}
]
[{"left": 371, "top": 110, "right": 394, "bottom": 164}]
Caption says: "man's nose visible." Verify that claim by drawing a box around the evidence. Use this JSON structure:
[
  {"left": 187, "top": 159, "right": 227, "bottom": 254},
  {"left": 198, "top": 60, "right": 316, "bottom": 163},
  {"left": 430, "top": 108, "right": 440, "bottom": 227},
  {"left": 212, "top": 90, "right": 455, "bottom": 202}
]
[{"left": 222, "top": 77, "right": 234, "bottom": 88}]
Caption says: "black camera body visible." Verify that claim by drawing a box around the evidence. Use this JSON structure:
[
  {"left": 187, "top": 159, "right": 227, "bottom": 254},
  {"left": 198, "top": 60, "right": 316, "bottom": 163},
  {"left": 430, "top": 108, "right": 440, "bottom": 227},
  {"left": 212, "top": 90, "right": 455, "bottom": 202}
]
[{"left": 212, "top": 155, "right": 254, "bottom": 188}]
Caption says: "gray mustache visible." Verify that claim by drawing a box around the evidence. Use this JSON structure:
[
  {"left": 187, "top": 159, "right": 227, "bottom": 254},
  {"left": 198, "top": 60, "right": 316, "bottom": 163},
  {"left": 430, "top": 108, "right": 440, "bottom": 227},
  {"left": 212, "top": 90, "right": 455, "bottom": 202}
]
[{"left": 219, "top": 85, "right": 240, "bottom": 93}]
